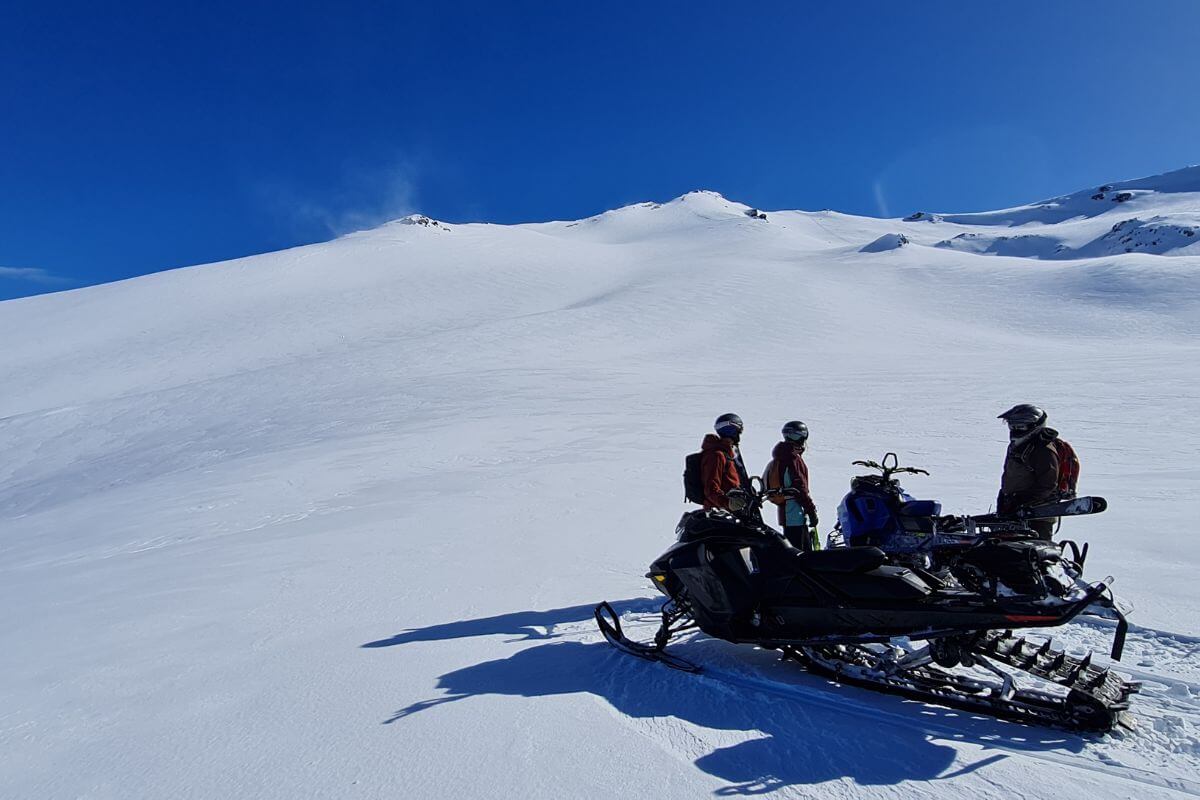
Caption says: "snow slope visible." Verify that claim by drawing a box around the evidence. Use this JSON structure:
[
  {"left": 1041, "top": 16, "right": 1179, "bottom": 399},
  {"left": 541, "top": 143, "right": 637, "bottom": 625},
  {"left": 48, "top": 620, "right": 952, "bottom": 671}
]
[
  {"left": 902, "top": 165, "right": 1200, "bottom": 259},
  {"left": 2, "top": 168, "right": 1200, "bottom": 799}
]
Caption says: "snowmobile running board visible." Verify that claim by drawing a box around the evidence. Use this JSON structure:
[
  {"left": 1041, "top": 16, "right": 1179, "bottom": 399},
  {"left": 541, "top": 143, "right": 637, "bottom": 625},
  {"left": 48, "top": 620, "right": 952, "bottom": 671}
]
[{"left": 593, "top": 596, "right": 1139, "bottom": 733}]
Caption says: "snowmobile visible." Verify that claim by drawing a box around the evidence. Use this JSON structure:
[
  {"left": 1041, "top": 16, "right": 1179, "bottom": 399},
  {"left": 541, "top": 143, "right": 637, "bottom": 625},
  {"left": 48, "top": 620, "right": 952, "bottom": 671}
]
[
  {"left": 594, "top": 464, "right": 1139, "bottom": 732},
  {"left": 831, "top": 454, "right": 1131, "bottom": 618}
]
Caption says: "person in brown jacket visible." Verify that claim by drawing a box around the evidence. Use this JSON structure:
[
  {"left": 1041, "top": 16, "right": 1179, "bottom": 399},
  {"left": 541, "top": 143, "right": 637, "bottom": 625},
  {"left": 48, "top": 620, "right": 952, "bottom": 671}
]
[
  {"left": 997, "top": 404, "right": 1060, "bottom": 540},
  {"left": 701, "top": 413, "right": 750, "bottom": 512}
]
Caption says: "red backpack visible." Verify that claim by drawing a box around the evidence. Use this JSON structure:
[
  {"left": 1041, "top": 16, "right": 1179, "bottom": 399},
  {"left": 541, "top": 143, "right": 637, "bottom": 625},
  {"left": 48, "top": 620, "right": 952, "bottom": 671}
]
[{"left": 1054, "top": 439, "right": 1080, "bottom": 494}]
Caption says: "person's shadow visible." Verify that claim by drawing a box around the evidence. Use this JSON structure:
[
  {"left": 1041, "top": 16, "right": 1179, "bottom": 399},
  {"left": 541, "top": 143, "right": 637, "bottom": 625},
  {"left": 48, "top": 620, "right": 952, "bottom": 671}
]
[{"left": 364, "top": 600, "right": 1084, "bottom": 794}]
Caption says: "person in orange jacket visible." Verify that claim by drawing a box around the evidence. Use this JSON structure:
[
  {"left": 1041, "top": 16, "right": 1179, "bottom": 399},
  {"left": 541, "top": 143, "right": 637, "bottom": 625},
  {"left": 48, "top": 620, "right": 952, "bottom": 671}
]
[
  {"left": 701, "top": 413, "right": 750, "bottom": 512},
  {"left": 764, "top": 421, "right": 819, "bottom": 551}
]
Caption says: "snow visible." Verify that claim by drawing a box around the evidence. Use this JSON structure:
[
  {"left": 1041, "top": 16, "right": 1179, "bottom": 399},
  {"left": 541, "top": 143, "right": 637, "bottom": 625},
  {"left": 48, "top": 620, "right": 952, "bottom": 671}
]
[
  {"left": 2, "top": 167, "right": 1200, "bottom": 798},
  {"left": 909, "top": 164, "right": 1200, "bottom": 259},
  {"left": 862, "top": 233, "right": 910, "bottom": 252}
]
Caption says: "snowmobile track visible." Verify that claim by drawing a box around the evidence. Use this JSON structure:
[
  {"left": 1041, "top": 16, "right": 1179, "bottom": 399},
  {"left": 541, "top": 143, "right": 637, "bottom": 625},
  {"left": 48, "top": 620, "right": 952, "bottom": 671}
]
[{"left": 688, "top": 661, "right": 1200, "bottom": 797}]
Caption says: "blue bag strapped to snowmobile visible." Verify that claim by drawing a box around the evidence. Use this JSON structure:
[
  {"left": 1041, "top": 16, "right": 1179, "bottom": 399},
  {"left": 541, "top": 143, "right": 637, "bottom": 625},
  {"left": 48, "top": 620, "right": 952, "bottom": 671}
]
[
  {"left": 899, "top": 500, "right": 940, "bottom": 517},
  {"left": 839, "top": 481, "right": 940, "bottom": 549}
]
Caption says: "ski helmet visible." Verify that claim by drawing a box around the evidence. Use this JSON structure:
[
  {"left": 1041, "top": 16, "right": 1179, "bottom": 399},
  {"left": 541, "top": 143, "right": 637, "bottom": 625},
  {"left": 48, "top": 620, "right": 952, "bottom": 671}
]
[
  {"left": 714, "top": 413, "right": 744, "bottom": 439},
  {"left": 782, "top": 420, "right": 809, "bottom": 443},
  {"left": 998, "top": 404, "right": 1047, "bottom": 436}
]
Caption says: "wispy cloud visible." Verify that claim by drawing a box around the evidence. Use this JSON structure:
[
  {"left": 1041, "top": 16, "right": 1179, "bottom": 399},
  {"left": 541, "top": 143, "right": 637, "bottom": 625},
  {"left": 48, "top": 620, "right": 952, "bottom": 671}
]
[
  {"left": 258, "top": 156, "right": 423, "bottom": 239},
  {"left": 0, "top": 266, "right": 71, "bottom": 285},
  {"left": 872, "top": 180, "right": 890, "bottom": 218},
  {"left": 871, "top": 124, "right": 1054, "bottom": 218}
]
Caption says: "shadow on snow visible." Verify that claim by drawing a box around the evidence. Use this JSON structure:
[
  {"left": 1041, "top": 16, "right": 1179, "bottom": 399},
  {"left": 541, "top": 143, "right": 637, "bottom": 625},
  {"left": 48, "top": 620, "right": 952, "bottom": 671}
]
[
  {"left": 364, "top": 599, "right": 1085, "bottom": 794},
  {"left": 361, "top": 597, "right": 663, "bottom": 648}
]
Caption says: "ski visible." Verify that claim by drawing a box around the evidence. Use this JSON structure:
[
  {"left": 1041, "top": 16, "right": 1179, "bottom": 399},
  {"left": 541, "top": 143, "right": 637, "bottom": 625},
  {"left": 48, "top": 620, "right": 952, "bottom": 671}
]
[{"left": 1018, "top": 495, "right": 1107, "bottom": 520}]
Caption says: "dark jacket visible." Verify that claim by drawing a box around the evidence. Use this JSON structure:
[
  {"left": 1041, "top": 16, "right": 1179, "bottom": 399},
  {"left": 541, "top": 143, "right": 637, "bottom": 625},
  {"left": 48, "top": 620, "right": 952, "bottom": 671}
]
[
  {"left": 998, "top": 427, "right": 1061, "bottom": 514},
  {"left": 700, "top": 434, "right": 741, "bottom": 510},
  {"left": 765, "top": 441, "right": 817, "bottom": 526}
]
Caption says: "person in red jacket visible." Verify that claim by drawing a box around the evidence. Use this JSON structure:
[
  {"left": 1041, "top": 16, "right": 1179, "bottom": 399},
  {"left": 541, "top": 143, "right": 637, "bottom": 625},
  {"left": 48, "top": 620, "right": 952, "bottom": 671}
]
[
  {"left": 701, "top": 413, "right": 749, "bottom": 512},
  {"left": 764, "top": 421, "right": 819, "bottom": 551}
]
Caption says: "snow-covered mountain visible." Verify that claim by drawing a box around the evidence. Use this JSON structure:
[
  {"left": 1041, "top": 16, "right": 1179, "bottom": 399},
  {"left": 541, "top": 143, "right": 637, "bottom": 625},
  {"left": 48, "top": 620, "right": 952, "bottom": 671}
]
[
  {"left": 903, "top": 165, "right": 1200, "bottom": 259},
  {"left": 2, "top": 168, "right": 1200, "bottom": 799}
]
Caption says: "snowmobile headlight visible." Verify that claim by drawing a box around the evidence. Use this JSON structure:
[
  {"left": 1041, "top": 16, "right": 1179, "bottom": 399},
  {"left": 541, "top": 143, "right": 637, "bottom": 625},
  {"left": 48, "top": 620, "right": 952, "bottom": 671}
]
[{"left": 652, "top": 573, "right": 667, "bottom": 583}]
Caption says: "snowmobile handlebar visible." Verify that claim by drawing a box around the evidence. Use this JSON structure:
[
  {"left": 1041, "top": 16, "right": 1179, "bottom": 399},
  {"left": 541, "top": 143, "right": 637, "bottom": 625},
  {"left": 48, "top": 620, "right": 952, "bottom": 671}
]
[
  {"left": 726, "top": 477, "right": 768, "bottom": 515},
  {"left": 852, "top": 452, "right": 930, "bottom": 482}
]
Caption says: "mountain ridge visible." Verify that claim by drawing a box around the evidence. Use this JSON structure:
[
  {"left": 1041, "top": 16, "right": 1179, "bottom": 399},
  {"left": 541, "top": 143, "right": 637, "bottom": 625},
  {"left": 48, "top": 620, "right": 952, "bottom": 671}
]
[{"left": 393, "top": 165, "right": 1200, "bottom": 260}]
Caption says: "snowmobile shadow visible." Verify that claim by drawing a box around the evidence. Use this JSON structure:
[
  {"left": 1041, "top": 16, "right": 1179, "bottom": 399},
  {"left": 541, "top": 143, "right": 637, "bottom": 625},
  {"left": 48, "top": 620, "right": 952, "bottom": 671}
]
[
  {"left": 360, "top": 598, "right": 663, "bottom": 649},
  {"left": 383, "top": 623, "right": 1085, "bottom": 793}
]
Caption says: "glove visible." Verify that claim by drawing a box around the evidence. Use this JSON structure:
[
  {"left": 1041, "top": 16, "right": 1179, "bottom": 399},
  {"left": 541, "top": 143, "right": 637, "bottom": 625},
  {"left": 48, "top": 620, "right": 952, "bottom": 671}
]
[
  {"left": 727, "top": 489, "right": 748, "bottom": 512},
  {"left": 808, "top": 511, "right": 819, "bottom": 528}
]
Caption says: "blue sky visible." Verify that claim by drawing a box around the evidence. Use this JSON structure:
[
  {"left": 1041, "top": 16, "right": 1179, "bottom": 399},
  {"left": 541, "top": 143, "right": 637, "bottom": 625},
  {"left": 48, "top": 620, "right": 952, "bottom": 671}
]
[{"left": 2, "top": 0, "right": 1198, "bottom": 300}]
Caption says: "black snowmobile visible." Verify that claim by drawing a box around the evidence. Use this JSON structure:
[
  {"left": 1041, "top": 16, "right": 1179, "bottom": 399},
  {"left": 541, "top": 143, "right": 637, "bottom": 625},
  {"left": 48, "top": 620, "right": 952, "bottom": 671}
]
[{"left": 595, "top": 463, "right": 1138, "bottom": 732}]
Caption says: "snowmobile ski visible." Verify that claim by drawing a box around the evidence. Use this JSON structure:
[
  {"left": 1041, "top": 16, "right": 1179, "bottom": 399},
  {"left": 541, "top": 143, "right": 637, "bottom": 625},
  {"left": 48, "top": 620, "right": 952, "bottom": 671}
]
[{"left": 594, "top": 601, "right": 700, "bottom": 673}]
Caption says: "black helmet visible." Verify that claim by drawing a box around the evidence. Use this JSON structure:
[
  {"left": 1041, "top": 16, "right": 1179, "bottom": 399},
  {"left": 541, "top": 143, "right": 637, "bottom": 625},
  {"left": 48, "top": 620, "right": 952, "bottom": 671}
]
[
  {"left": 998, "top": 404, "right": 1047, "bottom": 436},
  {"left": 714, "top": 413, "right": 744, "bottom": 439},
  {"left": 782, "top": 420, "right": 809, "bottom": 443}
]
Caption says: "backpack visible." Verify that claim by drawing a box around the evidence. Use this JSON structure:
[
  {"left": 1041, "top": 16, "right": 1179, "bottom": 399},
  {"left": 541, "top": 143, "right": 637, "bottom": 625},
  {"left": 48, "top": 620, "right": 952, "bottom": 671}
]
[
  {"left": 1054, "top": 438, "right": 1080, "bottom": 495},
  {"left": 761, "top": 458, "right": 785, "bottom": 504},
  {"left": 683, "top": 451, "right": 706, "bottom": 504}
]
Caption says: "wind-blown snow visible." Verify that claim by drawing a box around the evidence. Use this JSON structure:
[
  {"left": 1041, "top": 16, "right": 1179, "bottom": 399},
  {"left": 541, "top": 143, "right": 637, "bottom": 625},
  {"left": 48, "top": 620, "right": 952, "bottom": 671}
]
[{"left": 2, "top": 167, "right": 1200, "bottom": 799}]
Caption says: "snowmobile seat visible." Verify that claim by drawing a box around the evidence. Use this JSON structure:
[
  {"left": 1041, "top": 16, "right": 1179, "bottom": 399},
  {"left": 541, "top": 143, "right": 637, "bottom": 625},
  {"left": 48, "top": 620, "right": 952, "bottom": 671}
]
[
  {"left": 797, "top": 546, "right": 887, "bottom": 574},
  {"left": 899, "top": 500, "right": 940, "bottom": 517}
]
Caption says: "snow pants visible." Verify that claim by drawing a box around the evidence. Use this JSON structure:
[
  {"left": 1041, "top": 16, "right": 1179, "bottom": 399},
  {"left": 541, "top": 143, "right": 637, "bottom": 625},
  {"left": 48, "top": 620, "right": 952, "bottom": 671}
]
[
  {"left": 784, "top": 525, "right": 817, "bottom": 552},
  {"left": 1029, "top": 519, "right": 1056, "bottom": 540}
]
